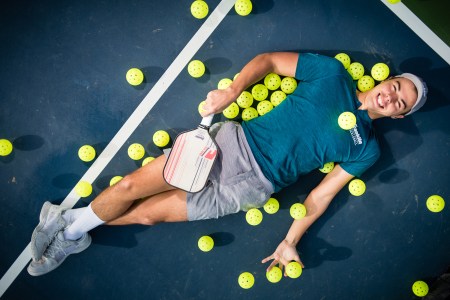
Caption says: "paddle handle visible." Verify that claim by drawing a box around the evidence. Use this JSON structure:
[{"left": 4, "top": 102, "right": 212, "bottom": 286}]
[{"left": 200, "top": 115, "right": 214, "bottom": 128}]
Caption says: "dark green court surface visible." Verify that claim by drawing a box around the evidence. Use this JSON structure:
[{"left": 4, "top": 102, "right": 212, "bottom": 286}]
[{"left": 403, "top": 0, "right": 450, "bottom": 46}]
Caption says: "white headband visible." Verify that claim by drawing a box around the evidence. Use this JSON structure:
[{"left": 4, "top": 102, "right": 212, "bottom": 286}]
[{"left": 396, "top": 73, "right": 428, "bottom": 116}]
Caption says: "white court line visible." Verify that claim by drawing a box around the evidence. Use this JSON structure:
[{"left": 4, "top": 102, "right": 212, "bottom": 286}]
[
  {"left": 0, "top": 0, "right": 236, "bottom": 297},
  {"left": 381, "top": 0, "right": 450, "bottom": 66}
]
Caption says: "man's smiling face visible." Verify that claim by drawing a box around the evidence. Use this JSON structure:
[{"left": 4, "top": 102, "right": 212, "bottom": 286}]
[{"left": 363, "top": 77, "right": 418, "bottom": 119}]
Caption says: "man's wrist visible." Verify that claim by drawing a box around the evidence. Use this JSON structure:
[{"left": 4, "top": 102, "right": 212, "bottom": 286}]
[
  {"left": 226, "top": 85, "right": 241, "bottom": 100},
  {"left": 284, "top": 237, "right": 298, "bottom": 247}
]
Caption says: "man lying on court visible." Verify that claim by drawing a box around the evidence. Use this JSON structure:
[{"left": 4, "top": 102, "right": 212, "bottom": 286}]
[{"left": 27, "top": 52, "right": 427, "bottom": 276}]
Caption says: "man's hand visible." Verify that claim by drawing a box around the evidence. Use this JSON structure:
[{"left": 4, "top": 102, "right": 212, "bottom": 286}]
[
  {"left": 261, "top": 239, "right": 304, "bottom": 276},
  {"left": 262, "top": 165, "right": 353, "bottom": 277},
  {"left": 201, "top": 87, "right": 238, "bottom": 117}
]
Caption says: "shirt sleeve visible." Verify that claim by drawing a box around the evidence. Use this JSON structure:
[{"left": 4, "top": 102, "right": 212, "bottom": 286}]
[
  {"left": 295, "top": 53, "right": 345, "bottom": 82},
  {"left": 339, "top": 140, "right": 381, "bottom": 177}
]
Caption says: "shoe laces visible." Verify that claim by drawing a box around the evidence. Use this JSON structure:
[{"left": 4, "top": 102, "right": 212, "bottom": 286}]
[{"left": 44, "top": 233, "right": 67, "bottom": 258}]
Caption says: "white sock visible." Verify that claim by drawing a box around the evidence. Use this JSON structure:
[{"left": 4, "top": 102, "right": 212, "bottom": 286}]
[
  {"left": 62, "top": 207, "right": 87, "bottom": 225},
  {"left": 63, "top": 203, "right": 105, "bottom": 240}
]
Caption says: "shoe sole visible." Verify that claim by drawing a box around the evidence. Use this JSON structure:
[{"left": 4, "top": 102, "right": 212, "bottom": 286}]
[
  {"left": 27, "top": 234, "right": 92, "bottom": 277},
  {"left": 30, "top": 202, "right": 63, "bottom": 261}
]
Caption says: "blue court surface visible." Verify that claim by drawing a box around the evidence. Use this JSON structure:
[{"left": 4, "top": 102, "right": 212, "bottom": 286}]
[{"left": 1, "top": 0, "right": 449, "bottom": 299}]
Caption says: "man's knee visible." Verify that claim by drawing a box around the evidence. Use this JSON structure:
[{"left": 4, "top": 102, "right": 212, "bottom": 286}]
[
  {"left": 114, "top": 175, "right": 136, "bottom": 194},
  {"left": 139, "top": 215, "right": 161, "bottom": 226}
]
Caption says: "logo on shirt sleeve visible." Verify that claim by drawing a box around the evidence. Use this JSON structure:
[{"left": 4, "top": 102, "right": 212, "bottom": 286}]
[{"left": 349, "top": 125, "right": 363, "bottom": 145}]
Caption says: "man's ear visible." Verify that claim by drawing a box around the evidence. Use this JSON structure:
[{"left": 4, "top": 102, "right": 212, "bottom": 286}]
[{"left": 391, "top": 115, "right": 405, "bottom": 119}]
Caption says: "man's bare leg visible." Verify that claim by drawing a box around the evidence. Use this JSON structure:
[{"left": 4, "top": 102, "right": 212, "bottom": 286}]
[
  {"left": 27, "top": 154, "right": 182, "bottom": 275},
  {"left": 32, "top": 153, "right": 173, "bottom": 249},
  {"left": 61, "top": 154, "right": 175, "bottom": 240},
  {"left": 107, "top": 189, "right": 188, "bottom": 225},
  {"left": 91, "top": 154, "right": 174, "bottom": 221}
]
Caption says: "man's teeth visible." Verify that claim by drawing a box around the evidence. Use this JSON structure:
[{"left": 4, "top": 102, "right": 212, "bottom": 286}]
[{"left": 377, "top": 95, "right": 383, "bottom": 108}]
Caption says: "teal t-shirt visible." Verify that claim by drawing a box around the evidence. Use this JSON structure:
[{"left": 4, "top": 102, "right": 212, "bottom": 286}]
[{"left": 242, "top": 53, "right": 380, "bottom": 192}]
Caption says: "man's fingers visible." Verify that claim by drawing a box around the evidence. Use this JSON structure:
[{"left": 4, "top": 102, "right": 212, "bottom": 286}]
[
  {"left": 261, "top": 255, "right": 274, "bottom": 264},
  {"left": 280, "top": 257, "right": 289, "bottom": 267},
  {"left": 278, "top": 263, "right": 284, "bottom": 273},
  {"left": 266, "top": 259, "right": 279, "bottom": 273},
  {"left": 292, "top": 254, "right": 304, "bottom": 268},
  {"left": 279, "top": 258, "right": 290, "bottom": 277},
  {"left": 262, "top": 254, "right": 282, "bottom": 273},
  {"left": 201, "top": 101, "right": 219, "bottom": 117},
  {"left": 201, "top": 102, "right": 211, "bottom": 116}
]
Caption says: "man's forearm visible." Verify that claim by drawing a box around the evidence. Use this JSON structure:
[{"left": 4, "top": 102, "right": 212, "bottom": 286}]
[
  {"left": 285, "top": 191, "right": 334, "bottom": 245},
  {"left": 202, "top": 52, "right": 298, "bottom": 116},
  {"left": 227, "top": 53, "right": 276, "bottom": 97}
]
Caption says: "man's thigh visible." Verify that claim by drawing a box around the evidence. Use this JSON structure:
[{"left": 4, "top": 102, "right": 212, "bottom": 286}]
[{"left": 124, "top": 155, "right": 174, "bottom": 198}]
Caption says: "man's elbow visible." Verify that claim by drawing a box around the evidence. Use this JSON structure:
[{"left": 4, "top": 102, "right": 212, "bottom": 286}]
[
  {"left": 255, "top": 53, "right": 275, "bottom": 71},
  {"left": 255, "top": 52, "right": 272, "bottom": 60},
  {"left": 309, "top": 188, "right": 336, "bottom": 208}
]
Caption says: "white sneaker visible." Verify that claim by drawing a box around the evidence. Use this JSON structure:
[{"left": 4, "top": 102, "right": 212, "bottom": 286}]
[
  {"left": 27, "top": 231, "right": 91, "bottom": 276},
  {"left": 30, "top": 202, "right": 66, "bottom": 261}
]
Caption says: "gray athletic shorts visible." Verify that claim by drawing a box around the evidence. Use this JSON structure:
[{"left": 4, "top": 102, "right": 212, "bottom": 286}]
[{"left": 186, "top": 121, "right": 274, "bottom": 221}]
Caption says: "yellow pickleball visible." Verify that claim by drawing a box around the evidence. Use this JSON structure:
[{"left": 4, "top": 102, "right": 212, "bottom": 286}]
[
  {"left": 348, "top": 62, "right": 365, "bottom": 80},
  {"left": 142, "top": 156, "right": 155, "bottom": 166},
  {"left": 371, "top": 63, "right": 390, "bottom": 81},
  {"left": 426, "top": 195, "right": 445, "bottom": 213},
  {"left": 223, "top": 102, "right": 240, "bottom": 119},
  {"left": 338, "top": 112, "right": 356, "bottom": 130},
  {"left": 357, "top": 75, "right": 375, "bottom": 92},
  {"left": 270, "top": 90, "right": 287, "bottom": 107},
  {"left": 257, "top": 100, "right": 274, "bottom": 116},
  {"left": 153, "top": 130, "right": 170, "bottom": 147},
  {"left": 75, "top": 181, "right": 92, "bottom": 197},
  {"left": 190, "top": 0, "right": 209, "bottom": 19},
  {"left": 286, "top": 261, "right": 303, "bottom": 279},
  {"left": 0, "top": 139, "right": 13, "bottom": 156},
  {"left": 246, "top": 208, "right": 263, "bottom": 226},
  {"left": 235, "top": 0, "right": 252, "bottom": 16},
  {"left": 388, "top": 0, "right": 401, "bottom": 4},
  {"left": 218, "top": 78, "right": 232, "bottom": 90},
  {"left": 412, "top": 281, "right": 429, "bottom": 297},
  {"left": 319, "top": 162, "right": 335, "bottom": 174},
  {"left": 241, "top": 107, "right": 258, "bottom": 121},
  {"left": 109, "top": 176, "right": 123, "bottom": 186},
  {"left": 348, "top": 179, "right": 366, "bottom": 196},
  {"left": 78, "top": 145, "right": 96, "bottom": 162},
  {"left": 252, "top": 84, "right": 268, "bottom": 101},
  {"left": 198, "top": 100, "right": 207, "bottom": 115},
  {"left": 198, "top": 235, "right": 214, "bottom": 252},
  {"left": 266, "top": 266, "right": 282, "bottom": 283},
  {"left": 290, "top": 203, "right": 306, "bottom": 220},
  {"left": 264, "top": 73, "right": 281, "bottom": 90},
  {"left": 236, "top": 91, "right": 253, "bottom": 108},
  {"left": 128, "top": 143, "right": 145, "bottom": 160},
  {"left": 280, "top": 77, "right": 298, "bottom": 94},
  {"left": 238, "top": 272, "right": 254, "bottom": 289},
  {"left": 126, "top": 68, "right": 144, "bottom": 86},
  {"left": 335, "top": 53, "right": 351, "bottom": 69},
  {"left": 263, "top": 198, "right": 280, "bottom": 214},
  {"left": 188, "top": 60, "right": 205, "bottom": 78}
]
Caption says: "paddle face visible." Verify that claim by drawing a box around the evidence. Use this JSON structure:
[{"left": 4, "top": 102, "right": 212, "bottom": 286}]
[{"left": 163, "top": 126, "right": 217, "bottom": 193}]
